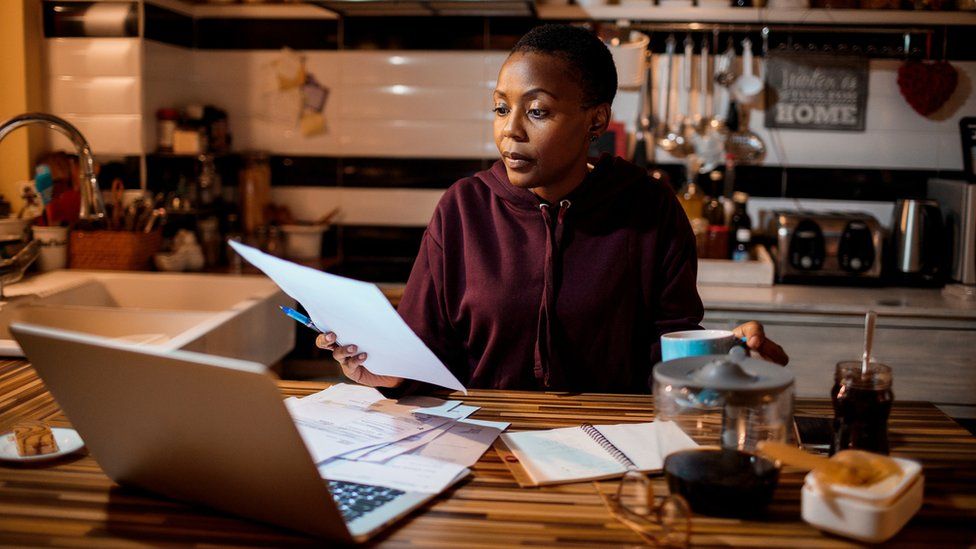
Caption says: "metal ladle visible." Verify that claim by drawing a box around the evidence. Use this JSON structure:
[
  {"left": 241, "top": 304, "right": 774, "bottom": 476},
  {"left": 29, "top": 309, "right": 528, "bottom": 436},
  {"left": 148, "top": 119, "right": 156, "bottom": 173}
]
[
  {"left": 657, "top": 35, "right": 691, "bottom": 156},
  {"left": 725, "top": 101, "right": 766, "bottom": 165}
]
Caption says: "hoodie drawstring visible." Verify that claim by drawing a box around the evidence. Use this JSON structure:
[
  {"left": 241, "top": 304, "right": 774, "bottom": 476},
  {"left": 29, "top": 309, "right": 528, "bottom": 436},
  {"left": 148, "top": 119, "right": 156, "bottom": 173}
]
[{"left": 534, "top": 199, "right": 571, "bottom": 388}]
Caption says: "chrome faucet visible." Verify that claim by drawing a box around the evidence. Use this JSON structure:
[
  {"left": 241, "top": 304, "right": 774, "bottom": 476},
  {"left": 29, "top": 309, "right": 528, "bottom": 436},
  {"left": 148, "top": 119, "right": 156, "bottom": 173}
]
[{"left": 0, "top": 112, "right": 108, "bottom": 223}]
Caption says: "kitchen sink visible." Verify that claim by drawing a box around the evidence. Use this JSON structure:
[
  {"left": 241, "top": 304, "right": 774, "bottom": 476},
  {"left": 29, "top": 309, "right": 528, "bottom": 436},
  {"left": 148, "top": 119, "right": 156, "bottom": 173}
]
[{"left": 0, "top": 271, "right": 295, "bottom": 365}]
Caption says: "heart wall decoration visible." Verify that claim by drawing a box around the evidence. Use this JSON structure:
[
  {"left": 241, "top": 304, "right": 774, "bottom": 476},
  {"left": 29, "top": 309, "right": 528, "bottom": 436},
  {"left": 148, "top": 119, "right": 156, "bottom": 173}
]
[{"left": 897, "top": 60, "right": 959, "bottom": 117}]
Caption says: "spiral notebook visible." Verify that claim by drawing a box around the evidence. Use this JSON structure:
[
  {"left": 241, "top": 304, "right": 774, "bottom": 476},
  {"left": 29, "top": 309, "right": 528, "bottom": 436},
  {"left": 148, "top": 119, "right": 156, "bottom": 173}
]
[{"left": 494, "top": 421, "right": 698, "bottom": 487}]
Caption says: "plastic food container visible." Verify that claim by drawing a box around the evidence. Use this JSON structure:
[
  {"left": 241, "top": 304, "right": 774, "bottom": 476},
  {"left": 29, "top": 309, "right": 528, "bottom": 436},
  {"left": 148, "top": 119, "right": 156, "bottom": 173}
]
[
  {"left": 280, "top": 224, "right": 328, "bottom": 259},
  {"left": 801, "top": 457, "right": 923, "bottom": 543},
  {"left": 602, "top": 31, "right": 650, "bottom": 90}
]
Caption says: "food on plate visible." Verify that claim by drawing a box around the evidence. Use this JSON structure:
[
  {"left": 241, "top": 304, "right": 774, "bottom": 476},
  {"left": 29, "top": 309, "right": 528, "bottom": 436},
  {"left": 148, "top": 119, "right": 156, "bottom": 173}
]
[{"left": 13, "top": 420, "right": 59, "bottom": 457}]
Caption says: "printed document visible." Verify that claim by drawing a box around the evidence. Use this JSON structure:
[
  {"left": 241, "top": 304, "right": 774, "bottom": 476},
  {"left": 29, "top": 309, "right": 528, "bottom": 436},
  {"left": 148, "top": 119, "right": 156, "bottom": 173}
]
[
  {"left": 230, "top": 241, "right": 466, "bottom": 392},
  {"left": 285, "top": 394, "right": 452, "bottom": 463},
  {"left": 410, "top": 418, "right": 510, "bottom": 467}
]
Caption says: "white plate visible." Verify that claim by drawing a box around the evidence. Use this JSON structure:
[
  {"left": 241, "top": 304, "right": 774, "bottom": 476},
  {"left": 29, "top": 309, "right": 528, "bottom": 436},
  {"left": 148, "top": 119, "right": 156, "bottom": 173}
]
[{"left": 0, "top": 427, "right": 85, "bottom": 463}]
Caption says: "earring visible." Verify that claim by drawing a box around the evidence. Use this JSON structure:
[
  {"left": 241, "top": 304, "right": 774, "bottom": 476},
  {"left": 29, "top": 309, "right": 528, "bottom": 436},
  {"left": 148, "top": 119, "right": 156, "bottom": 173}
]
[{"left": 589, "top": 133, "right": 599, "bottom": 142}]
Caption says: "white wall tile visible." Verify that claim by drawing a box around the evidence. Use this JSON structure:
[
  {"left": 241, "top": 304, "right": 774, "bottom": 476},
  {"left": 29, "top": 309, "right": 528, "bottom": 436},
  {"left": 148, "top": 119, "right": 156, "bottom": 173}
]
[
  {"left": 49, "top": 114, "right": 143, "bottom": 156},
  {"left": 336, "top": 85, "right": 490, "bottom": 121},
  {"left": 337, "top": 119, "right": 486, "bottom": 158},
  {"left": 338, "top": 52, "right": 491, "bottom": 86},
  {"left": 45, "top": 38, "right": 141, "bottom": 77},
  {"left": 47, "top": 76, "right": 141, "bottom": 115},
  {"left": 237, "top": 117, "right": 341, "bottom": 156},
  {"left": 143, "top": 40, "right": 193, "bottom": 81}
]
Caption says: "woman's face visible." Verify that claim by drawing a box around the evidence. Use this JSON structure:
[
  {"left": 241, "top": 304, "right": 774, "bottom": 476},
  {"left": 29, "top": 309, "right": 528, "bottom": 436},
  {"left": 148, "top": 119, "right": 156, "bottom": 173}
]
[{"left": 493, "top": 51, "right": 609, "bottom": 199}]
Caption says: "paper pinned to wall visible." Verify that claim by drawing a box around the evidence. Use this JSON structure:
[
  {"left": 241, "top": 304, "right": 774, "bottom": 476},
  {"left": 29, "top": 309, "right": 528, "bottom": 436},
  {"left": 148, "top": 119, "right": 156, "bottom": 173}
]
[{"left": 230, "top": 241, "right": 466, "bottom": 393}]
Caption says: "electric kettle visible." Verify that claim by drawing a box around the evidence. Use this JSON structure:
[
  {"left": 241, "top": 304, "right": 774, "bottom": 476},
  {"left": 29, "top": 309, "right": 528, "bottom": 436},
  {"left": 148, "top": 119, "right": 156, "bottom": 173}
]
[{"left": 890, "top": 199, "right": 946, "bottom": 284}]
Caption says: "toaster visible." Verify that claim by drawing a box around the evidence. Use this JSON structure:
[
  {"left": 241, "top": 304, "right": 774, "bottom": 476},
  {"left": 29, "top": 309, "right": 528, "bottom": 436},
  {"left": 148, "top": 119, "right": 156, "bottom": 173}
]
[{"left": 765, "top": 211, "right": 884, "bottom": 283}]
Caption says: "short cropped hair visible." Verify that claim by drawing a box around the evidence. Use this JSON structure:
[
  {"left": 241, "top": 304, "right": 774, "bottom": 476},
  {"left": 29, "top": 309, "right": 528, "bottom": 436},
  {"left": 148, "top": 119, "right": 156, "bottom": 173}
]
[{"left": 511, "top": 24, "right": 617, "bottom": 108}]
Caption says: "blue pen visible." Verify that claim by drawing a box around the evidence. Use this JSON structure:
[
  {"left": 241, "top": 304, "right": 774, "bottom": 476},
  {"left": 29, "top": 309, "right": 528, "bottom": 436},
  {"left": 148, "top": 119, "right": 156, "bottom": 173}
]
[{"left": 279, "top": 305, "right": 322, "bottom": 333}]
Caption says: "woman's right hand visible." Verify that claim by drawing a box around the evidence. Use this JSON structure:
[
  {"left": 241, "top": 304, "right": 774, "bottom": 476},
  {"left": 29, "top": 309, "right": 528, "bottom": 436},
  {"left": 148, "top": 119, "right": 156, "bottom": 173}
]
[{"left": 315, "top": 332, "right": 404, "bottom": 389}]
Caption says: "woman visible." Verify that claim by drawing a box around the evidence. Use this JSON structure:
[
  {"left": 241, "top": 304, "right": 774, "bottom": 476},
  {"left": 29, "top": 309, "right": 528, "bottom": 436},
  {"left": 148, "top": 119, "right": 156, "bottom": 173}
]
[{"left": 319, "top": 24, "right": 788, "bottom": 393}]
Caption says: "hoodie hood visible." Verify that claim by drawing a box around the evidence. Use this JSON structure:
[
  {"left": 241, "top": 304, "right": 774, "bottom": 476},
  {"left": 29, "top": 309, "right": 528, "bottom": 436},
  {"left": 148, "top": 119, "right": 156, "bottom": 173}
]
[{"left": 478, "top": 153, "right": 649, "bottom": 213}]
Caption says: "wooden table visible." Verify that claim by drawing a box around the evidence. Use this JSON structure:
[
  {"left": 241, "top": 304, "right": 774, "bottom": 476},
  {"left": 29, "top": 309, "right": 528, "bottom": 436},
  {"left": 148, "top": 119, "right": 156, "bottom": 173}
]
[{"left": 1, "top": 358, "right": 975, "bottom": 547}]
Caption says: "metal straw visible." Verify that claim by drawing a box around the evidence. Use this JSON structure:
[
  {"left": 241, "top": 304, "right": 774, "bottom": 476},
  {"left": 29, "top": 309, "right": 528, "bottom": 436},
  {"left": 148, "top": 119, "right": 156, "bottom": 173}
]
[{"left": 862, "top": 310, "right": 877, "bottom": 376}]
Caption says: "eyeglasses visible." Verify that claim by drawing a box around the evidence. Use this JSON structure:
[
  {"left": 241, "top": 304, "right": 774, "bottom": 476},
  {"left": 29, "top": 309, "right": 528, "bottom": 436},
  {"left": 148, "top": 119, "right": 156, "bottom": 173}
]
[{"left": 595, "top": 470, "right": 691, "bottom": 547}]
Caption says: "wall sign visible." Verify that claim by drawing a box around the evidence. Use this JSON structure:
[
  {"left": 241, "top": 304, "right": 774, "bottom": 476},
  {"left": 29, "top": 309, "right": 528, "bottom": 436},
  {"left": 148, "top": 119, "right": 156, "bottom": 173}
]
[{"left": 764, "top": 52, "right": 869, "bottom": 132}]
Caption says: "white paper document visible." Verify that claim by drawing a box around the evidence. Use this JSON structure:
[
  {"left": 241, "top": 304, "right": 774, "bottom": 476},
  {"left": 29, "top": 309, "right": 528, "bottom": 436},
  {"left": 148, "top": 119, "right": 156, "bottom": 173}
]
[
  {"left": 407, "top": 400, "right": 463, "bottom": 416},
  {"left": 410, "top": 418, "right": 510, "bottom": 467},
  {"left": 301, "top": 383, "right": 389, "bottom": 409},
  {"left": 230, "top": 241, "right": 466, "bottom": 393},
  {"left": 357, "top": 422, "right": 454, "bottom": 463},
  {"left": 287, "top": 394, "right": 452, "bottom": 463},
  {"left": 318, "top": 455, "right": 469, "bottom": 493},
  {"left": 414, "top": 404, "right": 479, "bottom": 421}
]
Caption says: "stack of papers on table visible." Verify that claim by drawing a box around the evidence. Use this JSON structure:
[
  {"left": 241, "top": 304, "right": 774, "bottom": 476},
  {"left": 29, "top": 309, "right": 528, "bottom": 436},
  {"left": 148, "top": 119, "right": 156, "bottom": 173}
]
[{"left": 286, "top": 384, "right": 509, "bottom": 494}]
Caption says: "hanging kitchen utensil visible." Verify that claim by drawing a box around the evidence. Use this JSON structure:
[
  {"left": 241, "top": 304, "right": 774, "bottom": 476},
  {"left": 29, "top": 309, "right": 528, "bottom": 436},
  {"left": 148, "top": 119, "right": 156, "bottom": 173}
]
[
  {"left": 694, "top": 38, "right": 726, "bottom": 172},
  {"left": 731, "top": 38, "right": 763, "bottom": 106},
  {"left": 714, "top": 37, "right": 737, "bottom": 89},
  {"left": 725, "top": 101, "right": 766, "bottom": 165},
  {"left": 695, "top": 37, "right": 710, "bottom": 134},
  {"left": 676, "top": 35, "right": 696, "bottom": 153},
  {"left": 631, "top": 50, "right": 654, "bottom": 169},
  {"left": 657, "top": 35, "right": 679, "bottom": 151},
  {"left": 711, "top": 39, "right": 735, "bottom": 130}
]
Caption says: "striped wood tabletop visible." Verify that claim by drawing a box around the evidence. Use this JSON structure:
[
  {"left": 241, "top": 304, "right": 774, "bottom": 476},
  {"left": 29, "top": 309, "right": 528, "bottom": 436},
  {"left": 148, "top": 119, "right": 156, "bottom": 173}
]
[{"left": 1, "top": 358, "right": 975, "bottom": 547}]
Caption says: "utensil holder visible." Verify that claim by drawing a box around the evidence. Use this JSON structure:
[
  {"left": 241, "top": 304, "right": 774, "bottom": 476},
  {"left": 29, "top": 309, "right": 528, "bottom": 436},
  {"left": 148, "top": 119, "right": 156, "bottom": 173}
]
[{"left": 69, "top": 230, "right": 162, "bottom": 271}]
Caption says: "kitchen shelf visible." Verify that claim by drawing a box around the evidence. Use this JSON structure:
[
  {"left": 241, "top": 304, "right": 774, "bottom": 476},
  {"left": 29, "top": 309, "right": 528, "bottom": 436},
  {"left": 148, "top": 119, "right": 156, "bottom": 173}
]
[
  {"left": 537, "top": 4, "right": 976, "bottom": 25},
  {"left": 147, "top": 0, "right": 338, "bottom": 19}
]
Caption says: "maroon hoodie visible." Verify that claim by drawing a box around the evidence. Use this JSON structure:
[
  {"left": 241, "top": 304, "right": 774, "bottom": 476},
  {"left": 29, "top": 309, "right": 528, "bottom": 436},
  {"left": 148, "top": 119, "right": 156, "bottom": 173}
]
[{"left": 397, "top": 154, "right": 704, "bottom": 394}]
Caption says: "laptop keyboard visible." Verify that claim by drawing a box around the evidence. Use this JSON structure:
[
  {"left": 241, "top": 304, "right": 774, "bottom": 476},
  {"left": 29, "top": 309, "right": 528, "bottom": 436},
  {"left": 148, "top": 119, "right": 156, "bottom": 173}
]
[{"left": 327, "top": 480, "right": 406, "bottom": 523}]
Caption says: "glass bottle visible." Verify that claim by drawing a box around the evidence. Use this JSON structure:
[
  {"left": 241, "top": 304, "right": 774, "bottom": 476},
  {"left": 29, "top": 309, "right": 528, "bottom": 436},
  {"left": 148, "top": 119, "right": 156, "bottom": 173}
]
[
  {"left": 678, "top": 178, "right": 705, "bottom": 221},
  {"left": 729, "top": 191, "right": 752, "bottom": 261},
  {"left": 196, "top": 154, "right": 220, "bottom": 207}
]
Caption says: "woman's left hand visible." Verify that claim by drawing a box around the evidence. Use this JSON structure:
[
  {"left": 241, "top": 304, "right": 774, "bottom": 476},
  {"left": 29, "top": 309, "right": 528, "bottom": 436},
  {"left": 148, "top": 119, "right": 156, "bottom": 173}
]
[{"left": 733, "top": 321, "right": 789, "bottom": 366}]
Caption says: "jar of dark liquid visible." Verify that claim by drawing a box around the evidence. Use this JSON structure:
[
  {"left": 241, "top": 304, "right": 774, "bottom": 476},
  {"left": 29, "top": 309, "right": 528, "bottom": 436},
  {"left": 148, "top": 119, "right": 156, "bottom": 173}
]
[{"left": 831, "top": 361, "right": 893, "bottom": 455}]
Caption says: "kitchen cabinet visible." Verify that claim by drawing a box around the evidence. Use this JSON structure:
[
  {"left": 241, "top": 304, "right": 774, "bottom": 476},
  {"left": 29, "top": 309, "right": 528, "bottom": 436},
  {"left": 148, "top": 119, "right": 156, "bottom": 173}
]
[{"left": 704, "top": 309, "right": 976, "bottom": 418}]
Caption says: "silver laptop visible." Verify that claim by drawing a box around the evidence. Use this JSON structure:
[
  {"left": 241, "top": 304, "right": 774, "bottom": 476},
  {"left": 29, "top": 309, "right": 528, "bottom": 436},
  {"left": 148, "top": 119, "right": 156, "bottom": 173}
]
[{"left": 11, "top": 322, "right": 454, "bottom": 542}]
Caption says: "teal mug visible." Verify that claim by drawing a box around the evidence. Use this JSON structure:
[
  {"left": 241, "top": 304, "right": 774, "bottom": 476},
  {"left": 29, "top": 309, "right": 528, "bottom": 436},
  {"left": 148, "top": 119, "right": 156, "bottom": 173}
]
[{"left": 661, "top": 329, "right": 746, "bottom": 362}]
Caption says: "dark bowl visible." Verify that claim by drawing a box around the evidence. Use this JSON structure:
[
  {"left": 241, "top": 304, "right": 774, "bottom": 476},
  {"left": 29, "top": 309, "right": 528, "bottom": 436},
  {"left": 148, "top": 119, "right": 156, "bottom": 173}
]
[{"left": 664, "top": 448, "right": 780, "bottom": 518}]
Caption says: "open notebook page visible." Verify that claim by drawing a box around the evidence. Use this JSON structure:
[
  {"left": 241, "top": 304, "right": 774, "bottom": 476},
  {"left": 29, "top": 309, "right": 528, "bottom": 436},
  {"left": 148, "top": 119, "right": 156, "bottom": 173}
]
[
  {"left": 500, "top": 427, "right": 627, "bottom": 485},
  {"left": 594, "top": 421, "right": 698, "bottom": 472}
]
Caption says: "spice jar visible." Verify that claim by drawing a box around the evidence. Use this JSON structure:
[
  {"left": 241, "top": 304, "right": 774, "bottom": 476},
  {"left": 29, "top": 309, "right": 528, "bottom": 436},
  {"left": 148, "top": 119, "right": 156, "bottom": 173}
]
[{"left": 156, "top": 108, "right": 179, "bottom": 153}]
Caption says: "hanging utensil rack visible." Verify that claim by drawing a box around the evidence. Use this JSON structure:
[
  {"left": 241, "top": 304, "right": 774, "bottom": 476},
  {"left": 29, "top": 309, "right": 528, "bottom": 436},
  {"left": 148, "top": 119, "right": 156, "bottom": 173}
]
[{"left": 590, "top": 20, "right": 948, "bottom": 59}]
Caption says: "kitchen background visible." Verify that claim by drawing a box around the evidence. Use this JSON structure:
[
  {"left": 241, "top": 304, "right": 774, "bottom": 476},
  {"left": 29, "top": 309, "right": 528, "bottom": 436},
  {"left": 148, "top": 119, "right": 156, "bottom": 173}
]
[
  {"left": 2, "top": 0, "right": 976, "bottom": 423},
  {"left": 7, "top": 0, "right": 973, "bottom": 281}
]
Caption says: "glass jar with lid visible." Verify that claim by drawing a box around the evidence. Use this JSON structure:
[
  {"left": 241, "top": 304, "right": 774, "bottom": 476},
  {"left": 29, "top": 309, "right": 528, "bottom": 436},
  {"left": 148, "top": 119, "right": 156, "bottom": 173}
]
[
  {"left": 238, "top": 152, "right": 271, "bottom": 235},
  {"left": 654, "top": 348, "right": 795, "bottom": 451}
]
